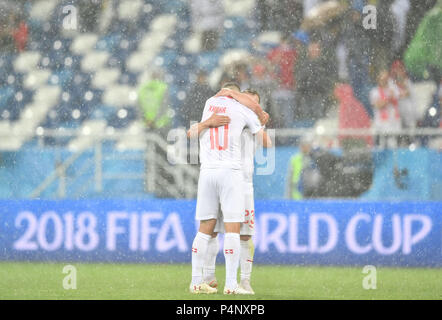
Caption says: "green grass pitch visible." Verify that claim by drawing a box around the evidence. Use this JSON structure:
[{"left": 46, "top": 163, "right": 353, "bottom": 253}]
[{"left": 0, "top": 262, "right": 441, "bottom": 300}]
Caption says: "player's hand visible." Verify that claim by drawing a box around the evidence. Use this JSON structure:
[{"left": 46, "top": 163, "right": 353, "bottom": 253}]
[
  {"left": 207, "top": 113, "right": 231, "bottom": 127},
  {"left": 258, "top": 111, "right": 270, "bottom": 126},
  {"left": 215, "top": 88, "right": 233, "bottom": 98}
]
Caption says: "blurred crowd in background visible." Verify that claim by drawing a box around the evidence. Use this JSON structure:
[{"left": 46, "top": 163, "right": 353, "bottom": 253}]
[
  {"left": 0, "top": 0, "right": 441, "bottom": 201},
  {"left": 0, "top": 0, "right": 441, "bottom": 140}
]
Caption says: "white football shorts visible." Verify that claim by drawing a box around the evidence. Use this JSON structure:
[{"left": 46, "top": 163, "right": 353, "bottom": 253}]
[
  {"left": 214, "top": 182, "right": 255, "bottom": 235},
  {"left": 195, "top": 168, "right": 245, "bottom": 223}
]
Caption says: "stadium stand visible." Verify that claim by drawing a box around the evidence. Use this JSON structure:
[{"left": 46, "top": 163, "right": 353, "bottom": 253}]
[{"left": 0, "top": 0, "right": 440, "bottom": 200}]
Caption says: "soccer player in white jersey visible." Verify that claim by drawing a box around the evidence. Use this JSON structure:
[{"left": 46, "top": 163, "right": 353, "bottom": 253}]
[
  {"left": 188, "top": 82, "right": 271, "bottom": 295},
  {"left": 203, "top": 88, "right": 268, "bottom": 295}
]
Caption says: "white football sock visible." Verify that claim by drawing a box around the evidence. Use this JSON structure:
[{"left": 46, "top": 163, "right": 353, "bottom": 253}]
[
  {"left": 240, "top": 239, "right": 254, "bottom": 281},
  {"left": 191, "top": 232, "right": 212, "bottom": 286},
  {"left": 224, "top": 232, "right": 240, "bottom": 289},
  {"left": 203, "top": 235, "right": 219, "bottom": 282}
]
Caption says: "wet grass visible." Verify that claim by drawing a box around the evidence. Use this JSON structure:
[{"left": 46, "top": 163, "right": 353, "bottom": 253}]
[{"left": 0, "top": 262, "right": 441, "bottom": 300}]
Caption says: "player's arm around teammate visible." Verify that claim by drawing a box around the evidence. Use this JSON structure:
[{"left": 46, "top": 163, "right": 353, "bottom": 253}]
[
  {"left": 215, "top": 88, "right": 272, "bottom": 148},
  {"left": 215, "top": 88, "right": 270, "bottom": 127},
  {"left": 187, "top": 112, "right": 231, "bottom": 139}
]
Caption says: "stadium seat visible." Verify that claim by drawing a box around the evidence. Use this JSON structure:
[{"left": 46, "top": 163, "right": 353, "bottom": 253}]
[
  {"left": 0, "top": 135, "right": 22, "bottom": 151},
  {"left": 70, "top": 34, "right": 99, "bottom": 56},
  {"left": 0, "top": 120, "right": 11, "bottom": 136},
  {"left": 81, "top": 51, "right": 110, "bottom": 73},
  {"left": 224, "top": 0, "right": 256, "bottom": 17},
  {"left": 150, "top": 14, "right": 177, "bottom": 33},
  {"left": 138, "top": 32, "right": 168, "bottom": 53},
  {"left": 118, "top": 0, "right": 143, "bottom": 21},
  {"left": 29, "top": 0, "right": 58, "bottom": 22},
  {"left": 92, "top": 68, "right": 121, "bottom": 90},
  {"left": 13, "top": 51, "right": 41, "bottom": 73},
  {"left": 183, "top": 32, "right": 202, "bottom": 54},
  {"left": 33, "top": 85, "right": 61, "bottom": 108},
  {"left": 126, "top": 51, "right": 156, "bottom": 73},
  {"left": 23, "top": 70, "right": 51, "bottom": 90},
  {"left": 102, "top": 85, "right": 138, "bottom": 107}
]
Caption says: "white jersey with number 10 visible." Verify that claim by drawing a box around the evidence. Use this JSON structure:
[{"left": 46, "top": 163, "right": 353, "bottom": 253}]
[{"left": 199, "top": 96, "right": 262, "bottom": 170}]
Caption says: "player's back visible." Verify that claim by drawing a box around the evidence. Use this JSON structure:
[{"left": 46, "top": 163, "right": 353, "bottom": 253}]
[{"left": 199, "top": 96, "right": 261, "bottom": 170}]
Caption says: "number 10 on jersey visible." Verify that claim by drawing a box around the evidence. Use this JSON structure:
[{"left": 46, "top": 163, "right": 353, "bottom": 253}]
[{"left": 210, "top": 125, "right": 229, "bottom": 150}]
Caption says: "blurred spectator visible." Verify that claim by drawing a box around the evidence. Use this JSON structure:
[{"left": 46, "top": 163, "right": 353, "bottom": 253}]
[
  {"left": 0, "top": 1, "right": 27, "bottom": 53},
  {"left": 267, "top": 34, "right": 298, "bottom": 128},
  {"left": 189, "top": 0, "right": 225, "bottom": 51},
  {"left": 274, "top": 0, "right": 304, "bottom": 34},
  {"left": 417, "top": 79, "right": 441, "bottom": 147},
  {"left": 342, "top": 2, "right": 373, "bottom": 118},
  {"left": 267, "top": 34, "right": 297, "bottom": 89},
  {"left": 295, "top": 40, "right": 331, "bottom": 122},
  {"left": 137, "top": 71, "right": 173, "bottom": 130},
  {"left": 0, "top": 12, "right": 15, "bottom": 52},
  {"left": 391, "top": 0, "right": 410, "bottom": 55},
  {"left": 369, "top": 70, "right": 402, "bottom": 148},
  {"left": 181, "top": 70, "right": 214, "bottom": 125},
  {"left": 285, "top": 135, "right": 320, "bottom": 199},
  {"left": 138, "top": 70, "right": 175, "bottom": 198},
  {"left": 368, "top": 0, "right": 397, "bottom": 78},
  {"left": 390, "top": 60, "right": 418, "bottom": 133},
  {"left": 256, "top": 0, "right": 273, "bottom": 31},
  {"left": 11, "top": 12, "right": 28, "bottom": 52},
  {"left": 404, "top": 3, "right": 442, "bottom": 81},
  {"left": 249, "top": 59, "right": 277, "bottom": 115},
  {"left": 399, "top": 0, "right": 437, "bottom": 57},
  {"left": 334, "top": 82, "right": 373, "bottom": 149},
  {"left": 312, "top": 19, "right": 342, "bottom": 87},
  {"left": 256, "top": 0, "right": 303, "bottom": 32}
]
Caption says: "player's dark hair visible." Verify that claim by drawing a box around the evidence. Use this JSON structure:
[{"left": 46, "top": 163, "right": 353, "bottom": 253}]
[
  {"left": 243, "top": 88, "right": 260, "bottom": 103},
  {"left": 221, "top": 81, "right": 241, "bottom": 91}
]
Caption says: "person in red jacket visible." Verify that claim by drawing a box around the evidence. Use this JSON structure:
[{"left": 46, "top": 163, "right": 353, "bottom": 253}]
[
  {"left": 12, "top": 17, "right": 28, "bottom": 52},
  {"left": 334, "top": 82, "right": 373, "bottom": 149}
]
